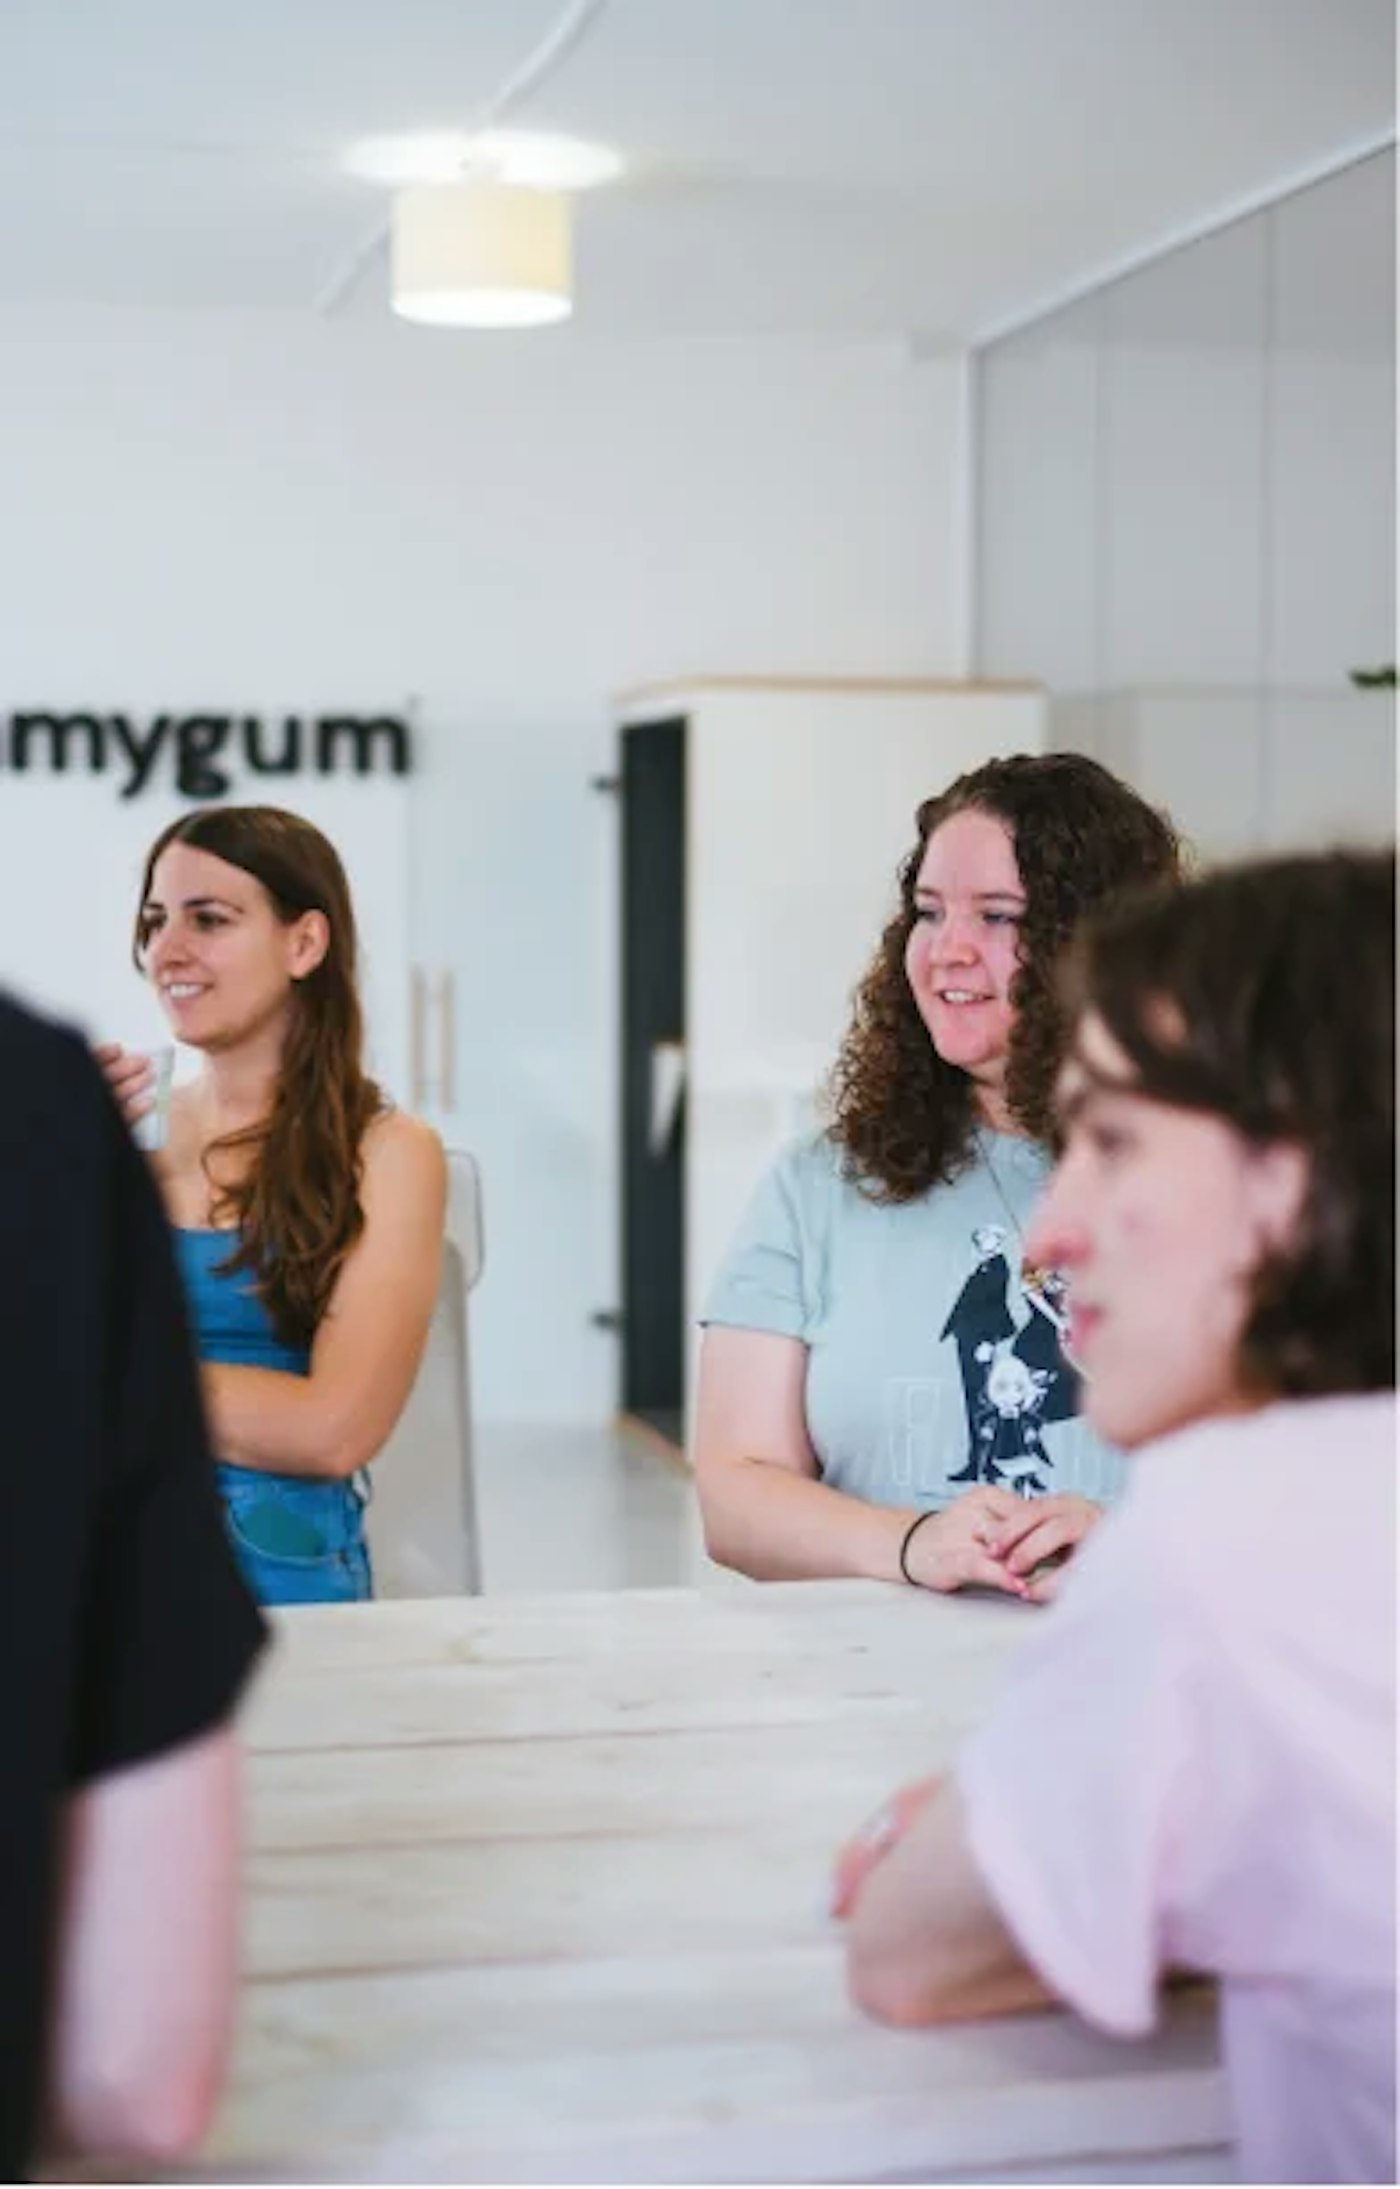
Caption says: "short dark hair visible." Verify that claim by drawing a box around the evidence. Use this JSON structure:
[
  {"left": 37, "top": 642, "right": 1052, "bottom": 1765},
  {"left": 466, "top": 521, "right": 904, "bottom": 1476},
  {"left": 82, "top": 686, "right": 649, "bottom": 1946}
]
[
  {"left": 1067, "top": 847, "right": 1396, "bottom": 1398},
  {"left": 828, "top": 751, "right": 1185, "bottom": 1198}
]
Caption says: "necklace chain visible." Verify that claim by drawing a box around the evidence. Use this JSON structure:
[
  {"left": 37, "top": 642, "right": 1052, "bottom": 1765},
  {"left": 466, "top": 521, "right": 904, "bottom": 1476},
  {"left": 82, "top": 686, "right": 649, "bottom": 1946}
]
[
  {"left": 975, "top": 1128, "right": 1026, "bottom": 1243},
  {"left": 975, "top": 1129, "right": 1069, "bottom": 1331}
]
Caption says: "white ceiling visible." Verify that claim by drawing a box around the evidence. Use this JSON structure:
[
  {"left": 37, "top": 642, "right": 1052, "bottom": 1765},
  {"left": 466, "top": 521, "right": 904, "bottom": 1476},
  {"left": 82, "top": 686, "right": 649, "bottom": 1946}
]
[{"left": 0, "top": 0, "right": 1393, "bottom": 341}]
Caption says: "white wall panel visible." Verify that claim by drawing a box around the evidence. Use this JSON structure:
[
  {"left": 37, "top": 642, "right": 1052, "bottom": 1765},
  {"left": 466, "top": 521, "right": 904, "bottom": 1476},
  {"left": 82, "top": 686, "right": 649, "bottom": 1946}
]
[
  {"left": 1268, "top": 154, "right": 1397, "bottom": 686},
  {"left": 1099, "top": 217, "right": 1269, "bottom": 688},
  {"left": 975, "top": 149, "right": 1396, "bottom": 871},
  {"left": 976, "top": 301, "right": 1100, "bottom": 691}
]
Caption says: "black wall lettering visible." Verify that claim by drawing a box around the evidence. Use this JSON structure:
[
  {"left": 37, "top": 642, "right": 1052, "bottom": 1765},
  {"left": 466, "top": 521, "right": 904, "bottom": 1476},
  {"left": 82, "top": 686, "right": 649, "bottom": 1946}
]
[
  {"left": 316, "top": 715, "right": 410, "bottom": 776},
  {"left": 4, "top": 709, "right": 413, "bottom": 794},
  {"left": 11, "top": 712, "right": 106, "bottom": 774},
  {"left": 108, "top": 713, "right": 171, "bottom": 798},
  {"left": 174, "top": 716, "right": 232, "bottom": 799},
  {"left": 243, "top": 714, "right": 301, "bottom": 774}
]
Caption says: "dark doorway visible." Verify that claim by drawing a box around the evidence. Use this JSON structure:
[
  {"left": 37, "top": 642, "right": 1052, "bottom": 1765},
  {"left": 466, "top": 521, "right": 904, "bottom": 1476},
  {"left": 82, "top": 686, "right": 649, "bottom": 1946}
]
[{"left": 620, "top": 717, "right": 686, "bottom": 1446}]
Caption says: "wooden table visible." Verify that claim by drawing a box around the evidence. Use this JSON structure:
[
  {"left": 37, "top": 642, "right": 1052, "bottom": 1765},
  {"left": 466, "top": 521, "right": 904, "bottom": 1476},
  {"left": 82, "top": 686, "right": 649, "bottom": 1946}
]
[{"left": 194, "top": 1581, "right": 1231, "bottom": 2183}]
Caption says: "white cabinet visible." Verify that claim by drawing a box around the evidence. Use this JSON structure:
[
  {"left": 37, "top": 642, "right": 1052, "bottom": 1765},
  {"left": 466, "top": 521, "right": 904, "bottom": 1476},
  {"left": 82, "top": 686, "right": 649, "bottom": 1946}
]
[
  {"left": 1263, "top": 691, "right": 1397, "bottom": 849},
  {"left": 1088, "top": 690, "right": 1267, "bottom": 863},
  {"left": 400, "top": 710, "right": 616, "bottom": 1427},
  {"left": 616, "top": 679, "right": 1047, "bottom": 1429},
  {"left": 1085, "top": 686, "right": 1396, "bottom": 866}
]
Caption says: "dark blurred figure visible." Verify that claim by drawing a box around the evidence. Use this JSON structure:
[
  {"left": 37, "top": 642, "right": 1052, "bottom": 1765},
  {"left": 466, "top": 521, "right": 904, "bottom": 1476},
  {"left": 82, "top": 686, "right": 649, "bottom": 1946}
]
[{"left": 1, "top": 994, "right": 265, "bottom": 2178}]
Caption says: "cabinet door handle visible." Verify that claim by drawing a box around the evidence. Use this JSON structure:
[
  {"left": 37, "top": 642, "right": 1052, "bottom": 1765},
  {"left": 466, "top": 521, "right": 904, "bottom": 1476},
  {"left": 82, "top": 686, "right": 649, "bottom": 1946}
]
[
  {"left": 410, "top": 966, "right": 427, "bottom": 1110},
  {"left": 439, "top": 970, "right": 456, "bottom": 1114}
]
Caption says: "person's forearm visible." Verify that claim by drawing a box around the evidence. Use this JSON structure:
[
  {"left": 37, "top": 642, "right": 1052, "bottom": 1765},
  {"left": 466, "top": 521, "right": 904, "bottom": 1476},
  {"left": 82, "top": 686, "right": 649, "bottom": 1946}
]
[
  {"left": 850, "top": 1837, "right": 1052, "bottom": 2024},
  {"left": 846, "top": 1781, "right": 1052, "bottom": 2028},
  {"left": 45, "top": 1731, "right": 244, "bottom": 2164},
  {"left": 700, "top": 1457, "right": 918, "bottom": 1582},
  {"left": 850, "top": 1886, "right": 1051, "bottom": 2027},
  {"left": 200, "top": 1364, "right": 362, "bottom": 1480}
]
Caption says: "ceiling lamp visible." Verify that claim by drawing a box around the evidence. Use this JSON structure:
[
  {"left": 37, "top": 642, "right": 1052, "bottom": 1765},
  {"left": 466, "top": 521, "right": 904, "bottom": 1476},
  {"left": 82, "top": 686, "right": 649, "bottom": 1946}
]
[
  {"left": 390, "top": 181, "right": 572, "bottom": 328},
  {"left": 347, "top": 129, "right": 622, "bottom": 192}
]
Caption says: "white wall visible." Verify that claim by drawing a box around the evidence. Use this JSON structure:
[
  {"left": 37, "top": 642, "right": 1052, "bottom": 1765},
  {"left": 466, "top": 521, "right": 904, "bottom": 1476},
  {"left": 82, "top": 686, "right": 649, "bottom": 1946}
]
[{"left": 0, "top": 307, "right": 967, "bottom": 1422}]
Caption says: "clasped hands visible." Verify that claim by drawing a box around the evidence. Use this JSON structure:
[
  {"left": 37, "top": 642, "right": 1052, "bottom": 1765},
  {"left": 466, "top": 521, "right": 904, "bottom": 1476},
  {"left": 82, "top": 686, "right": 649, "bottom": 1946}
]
[{"left": 903, "top": 1486, "right": 1102, "bottom": 1603}]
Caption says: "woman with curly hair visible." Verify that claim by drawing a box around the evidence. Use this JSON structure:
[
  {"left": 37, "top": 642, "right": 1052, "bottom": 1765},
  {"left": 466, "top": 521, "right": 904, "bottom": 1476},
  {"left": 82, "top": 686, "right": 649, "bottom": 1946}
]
[
  {"left": 694, "top": 751, "right": 1183, "bottom": 1593},
  {"left": 836, "top": 849, "right": 1395, "bottom": 2185},
  {"left": 98, "top": 805, "right": 445, "bottom": 1605}
]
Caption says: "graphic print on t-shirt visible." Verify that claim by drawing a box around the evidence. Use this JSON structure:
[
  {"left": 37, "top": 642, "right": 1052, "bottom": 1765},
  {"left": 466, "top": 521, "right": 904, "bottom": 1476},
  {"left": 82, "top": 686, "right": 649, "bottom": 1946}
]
[{"left": 941, "top": 1225, "right": 1080, "bottom": 1497}]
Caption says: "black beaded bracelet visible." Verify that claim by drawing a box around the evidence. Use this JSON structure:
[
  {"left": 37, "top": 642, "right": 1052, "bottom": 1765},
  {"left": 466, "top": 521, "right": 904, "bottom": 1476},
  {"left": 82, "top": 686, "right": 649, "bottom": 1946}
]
[{"left": 898, "top": 1508, "right": 939, "bottom": 1586}]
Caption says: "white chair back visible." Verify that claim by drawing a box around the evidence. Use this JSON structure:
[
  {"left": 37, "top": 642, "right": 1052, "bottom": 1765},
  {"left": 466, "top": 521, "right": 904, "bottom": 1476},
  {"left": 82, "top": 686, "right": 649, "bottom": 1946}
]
[{"left": 365, "top": 1149, "right": 484, "bottom": 1597}]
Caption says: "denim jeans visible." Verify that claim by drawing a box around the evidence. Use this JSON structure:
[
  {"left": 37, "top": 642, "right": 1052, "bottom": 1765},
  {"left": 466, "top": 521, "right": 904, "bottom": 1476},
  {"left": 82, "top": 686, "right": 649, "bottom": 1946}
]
[{"left": 216, "top": 1463, "right": 373, "bottom": 1606}]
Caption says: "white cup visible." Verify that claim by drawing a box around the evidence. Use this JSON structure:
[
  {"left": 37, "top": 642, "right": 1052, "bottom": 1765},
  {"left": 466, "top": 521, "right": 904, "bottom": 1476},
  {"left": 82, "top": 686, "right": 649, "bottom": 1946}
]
[{"left": 131, "top": 1044, "right": 176, "bottom": 1153}]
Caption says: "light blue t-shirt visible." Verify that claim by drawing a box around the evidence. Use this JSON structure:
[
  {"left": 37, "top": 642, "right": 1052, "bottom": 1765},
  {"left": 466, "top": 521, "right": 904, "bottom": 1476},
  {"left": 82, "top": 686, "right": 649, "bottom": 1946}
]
[{"left": 702, "top": 1130, "right": 1124, "bottom": 1512}]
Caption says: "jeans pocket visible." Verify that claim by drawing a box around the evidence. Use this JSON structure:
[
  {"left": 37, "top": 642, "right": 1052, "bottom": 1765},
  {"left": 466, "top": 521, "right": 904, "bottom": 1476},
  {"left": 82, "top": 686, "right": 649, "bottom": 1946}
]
[
  {"left": 225, "top": 1495, "right": 333, "bottom": 1567},
  {"left": 225, "top": 1521, "right": 371, "bottom": 1607},
  {"left": 220, "top": 1481, "right": 372, "bottom": 1606}
]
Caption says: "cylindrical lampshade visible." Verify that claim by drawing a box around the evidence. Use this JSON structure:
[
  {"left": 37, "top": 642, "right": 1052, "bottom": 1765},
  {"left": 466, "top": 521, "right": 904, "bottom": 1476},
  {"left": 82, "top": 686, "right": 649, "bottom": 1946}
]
[{"left": 391, "top": 181, "right": 572, "bottom": 328}]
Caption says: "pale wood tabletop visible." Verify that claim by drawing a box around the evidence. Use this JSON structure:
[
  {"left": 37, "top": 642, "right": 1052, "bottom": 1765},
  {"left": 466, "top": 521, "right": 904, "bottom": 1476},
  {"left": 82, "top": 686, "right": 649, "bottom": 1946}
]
[{"left": 186, "top": 1580, "right": 1230, "bottom": 2184}]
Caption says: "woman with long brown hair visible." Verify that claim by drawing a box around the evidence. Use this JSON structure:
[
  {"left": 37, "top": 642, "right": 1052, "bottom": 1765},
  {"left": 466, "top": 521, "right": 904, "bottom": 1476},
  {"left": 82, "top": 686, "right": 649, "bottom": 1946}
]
[
  {"left": 98, "top": 805, "right": 445, "bottom": 1605},
  {"left": 694, "top": 752, "right": 1184, "bottom": 1592}
]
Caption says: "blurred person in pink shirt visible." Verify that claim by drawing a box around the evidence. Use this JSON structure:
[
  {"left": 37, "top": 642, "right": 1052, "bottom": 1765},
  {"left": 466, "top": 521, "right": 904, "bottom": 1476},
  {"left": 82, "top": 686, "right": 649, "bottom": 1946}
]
[{"left": 834, "top": 848, "right": 1396, "bottom": 2184}]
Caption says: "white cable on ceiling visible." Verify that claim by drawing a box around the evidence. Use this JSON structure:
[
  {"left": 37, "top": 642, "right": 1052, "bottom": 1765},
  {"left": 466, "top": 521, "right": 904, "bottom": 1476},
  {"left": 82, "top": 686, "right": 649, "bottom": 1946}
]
[
  {"left": 314, "top": 0, "right": 611, "bottom": 317},
  {"left": 464, "top": 0, "right": 610, "bottom": 144}
]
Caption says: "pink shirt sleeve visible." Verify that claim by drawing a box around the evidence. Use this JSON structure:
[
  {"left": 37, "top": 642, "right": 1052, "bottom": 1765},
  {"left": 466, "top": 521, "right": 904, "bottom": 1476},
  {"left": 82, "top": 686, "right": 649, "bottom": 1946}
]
[{"left": 955, "top": 1469, "right": 1202, "bottom": 2037}]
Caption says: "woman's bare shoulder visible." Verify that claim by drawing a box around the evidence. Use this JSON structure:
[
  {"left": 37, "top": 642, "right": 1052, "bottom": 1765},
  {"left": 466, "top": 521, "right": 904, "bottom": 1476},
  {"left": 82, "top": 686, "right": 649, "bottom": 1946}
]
[{"left": 361, "top": 1106, "right": 446, "bottom": 1191}]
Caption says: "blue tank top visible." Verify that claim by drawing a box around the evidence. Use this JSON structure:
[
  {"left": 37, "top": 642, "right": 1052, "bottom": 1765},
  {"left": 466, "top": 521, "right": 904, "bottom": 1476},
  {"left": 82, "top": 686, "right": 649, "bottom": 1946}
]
[
  {"left": 173, "top": 1228, "right": 311, "bottom": 1376},
  {"left": 172, "top": 1229, "right": 370, "bottom": 1604}
]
